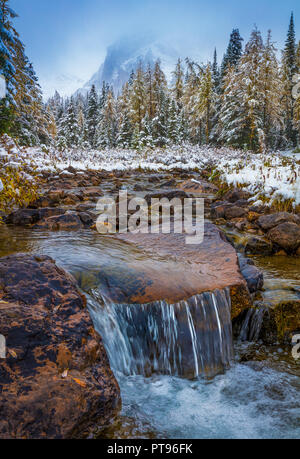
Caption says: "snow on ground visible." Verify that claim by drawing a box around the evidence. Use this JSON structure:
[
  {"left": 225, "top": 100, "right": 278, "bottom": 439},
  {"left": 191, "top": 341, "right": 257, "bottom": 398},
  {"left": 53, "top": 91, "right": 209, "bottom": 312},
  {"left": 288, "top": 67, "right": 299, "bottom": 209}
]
[{"left": 1, "top": 138, "right": 300, "bottom": 207}]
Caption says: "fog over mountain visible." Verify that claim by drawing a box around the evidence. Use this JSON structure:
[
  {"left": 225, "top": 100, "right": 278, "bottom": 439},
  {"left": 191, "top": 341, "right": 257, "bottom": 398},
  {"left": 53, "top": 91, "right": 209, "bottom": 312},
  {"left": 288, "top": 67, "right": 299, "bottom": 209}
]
[{"left": 75, "top": 34, "right": 181, "bottom": 96}]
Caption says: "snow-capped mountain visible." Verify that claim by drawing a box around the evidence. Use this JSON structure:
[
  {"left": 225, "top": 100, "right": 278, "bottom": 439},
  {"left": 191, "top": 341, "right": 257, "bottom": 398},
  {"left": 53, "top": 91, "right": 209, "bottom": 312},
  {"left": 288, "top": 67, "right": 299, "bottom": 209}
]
[{"left": 75, "top": 34, "right": 180, "bottom": 96}]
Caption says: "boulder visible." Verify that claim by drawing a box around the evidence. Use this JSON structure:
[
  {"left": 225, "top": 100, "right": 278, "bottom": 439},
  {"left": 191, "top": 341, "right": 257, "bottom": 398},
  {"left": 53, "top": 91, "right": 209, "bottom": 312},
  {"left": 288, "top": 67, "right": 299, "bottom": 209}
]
[
  {"left": 113, "top": 223, "right": 251, "bottom": 319},
  {"left": 0, "top": 254, "right": 120, "bottom": 439},
  {"left": 211, "top": 203, "right": 232, "bottom": 219},
  {"left": 258, "top": 212, "right": 300, "bottom": 231},
  {"left": 223, "top": 189, "right": 250, "bottom": 203},
  {"left": 144, "top": 190, "right": 190, "bottom": 205},
  {"left": 224, "top": 206, "right": 248, "bottom": 220},
  {"left": 6, "top": 209, "right": 40, "bottom": 226},
  {"left": 245, "top": 236, "right": 273, "bottom": 255},
  {"left": 267, "top": 222, "right": 300, "bottom": 253},
  {"left": 78, "top": 212, "right": 94, "bottom": 227},
  {"left": 35, "top": 213, "right": 83, "bottom": 231},
  {"left": 238, "top": 256, "right": 264, "bottom": 293},
  {"left": 179, "top": 179, "right": 218, "bottom": 194}
]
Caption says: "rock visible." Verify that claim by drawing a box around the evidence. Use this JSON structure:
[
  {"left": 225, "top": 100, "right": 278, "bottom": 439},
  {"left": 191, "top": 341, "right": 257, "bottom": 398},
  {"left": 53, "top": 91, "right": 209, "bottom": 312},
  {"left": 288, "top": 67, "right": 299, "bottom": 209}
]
[
  {"left": 76, "top": 202, "right": 95, "bottom": 212},
  {"left": 247, "top": 211, "right": 260, "bottom": 223},
  {"left": 78, "top": 212, "right": 94, "bottom": 227},
  {"left": 245, "top": 237, "right": 273, "bottom": 255},
  {"left": 144, "top": 190, "right": 190, "bottom": 205},
  {"left": 211, "top": 203, "right": 232, "bottom": 219},
  {"left": 179, "top": 179, "right": 218, "bottom": 194},
  {"left": 113, "top": 223, "right": 251, "bottom": 319},
  {"left": 223, "top": 189, "right": 250, "bottom": 203},
  {"left": 35, "top": 213, "right": 84, "bottom": 231},
  {"left": 162, "top": 179, "right": 177, "bottom": 187},
  {"left": 258, "top": 212, "right": 300, "bottom": 231},
  {"left": 249, "top": 204, "right": 270, "bottom": 214},
  {"left": 38, "top": 208, "right": 66, "bottom": 220},
  {"left": 297, "top": 246, "right": 300, "bottom": 257},
  {"left": 238, "top": 256, "right": 264, "bottom": 293},
  {"left": 224, "top": 206, "right": 248, "bottom": 220},
  {"left": 81, "top": 187, "right": 102, "bottom": 200},
  {"left": 267, "top": 222, "right": 300, "bottom": 253},
  {"left": 0, "top": 254, "right": 120, "bottom": 439},
  {"left": 260, "top": 300, "right": 300, "bottom": 344},
  {"left": 6, "top": 209, "right": 40, "bottom": 226}
]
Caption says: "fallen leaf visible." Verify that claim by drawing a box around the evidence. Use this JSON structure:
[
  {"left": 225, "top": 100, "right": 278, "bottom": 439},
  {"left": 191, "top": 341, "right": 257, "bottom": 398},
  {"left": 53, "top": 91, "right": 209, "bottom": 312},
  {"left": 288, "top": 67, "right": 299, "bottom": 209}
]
[{"left": 72, "top": 377, "right": 86, "bottom": 388}]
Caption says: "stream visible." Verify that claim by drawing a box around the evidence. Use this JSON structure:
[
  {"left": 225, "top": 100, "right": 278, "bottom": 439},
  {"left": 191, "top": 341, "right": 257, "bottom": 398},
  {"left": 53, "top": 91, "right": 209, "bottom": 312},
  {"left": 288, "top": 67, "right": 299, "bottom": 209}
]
[{"left": 0, "top": 173, "right": 299, "bottom": 439}]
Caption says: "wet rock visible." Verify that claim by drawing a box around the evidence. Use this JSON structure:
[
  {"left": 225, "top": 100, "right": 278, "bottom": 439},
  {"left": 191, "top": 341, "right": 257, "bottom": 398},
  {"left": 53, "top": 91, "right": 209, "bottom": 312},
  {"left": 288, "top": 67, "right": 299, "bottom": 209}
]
[
  {"left": 114, "top": 223, "right": 251, "bottom": 319},
  {"left": 35, "top": 213, "right": 84, "bottom": 231},
  {"left": 224, "top": 206, "right": 248, "bottom": 220},
  {"left": 223, "top": 189, "right": 251, "bottom": 203},
  {"left": 144, "top": 190, "right": 190, "bottom": 205},
  {"left": 38, "top": 208, "right": 66, "bottom": 220},
  {"left": 267, "top": 222, "right": 300, "bottom": 253},
  {"left": 6, "top": 209, "right": 40, "bottom": 226},
  {"left": 76, "top": 202, "right": 95, "bottom": 212},
  {"left": 78, "top": 212, "right": 94, "bottom": 227},
  {"left": 258, "top": 212, "right": 300, "bottom": 231},
  {"left": 260, "top": 300, "right": 300, "bottom": 344},
  {"left": 245, "top": 236, "right": 273, "bottom": 255},
  {"left": 81, "top": 187, "right": 103, "bottom": 200},
  {"left": 162, "top": 179, "right": 177, "bottom": 187},
  {"left": 0, "top": 254, "right": 120, "bottom": 439},
  {"left": 238, "top": 256, "right": 264, "bottom": 293}
]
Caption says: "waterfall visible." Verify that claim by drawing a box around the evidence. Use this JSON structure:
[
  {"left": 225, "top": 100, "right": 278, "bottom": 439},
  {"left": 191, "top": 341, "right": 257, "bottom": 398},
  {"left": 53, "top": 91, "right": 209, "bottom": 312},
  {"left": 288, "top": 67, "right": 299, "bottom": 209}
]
[
  {"left": 88, "top": 288, "right": 234, "bottom": 379},
  {"left": 238, "top": 307, "right": 267, "bottom": 342}
]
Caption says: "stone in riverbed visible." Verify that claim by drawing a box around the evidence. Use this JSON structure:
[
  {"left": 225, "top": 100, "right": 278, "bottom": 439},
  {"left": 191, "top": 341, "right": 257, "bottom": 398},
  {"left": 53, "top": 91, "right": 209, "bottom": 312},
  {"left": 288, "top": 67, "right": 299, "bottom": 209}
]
[
  {"left": 224, "top": 206, "right": 248, "bottom": 220},
  {"left": 0, "top": 254, "right": 120, "bottom": 439},
  {"left": 144, "top": 189, "right": 190, "bottom": 204},
  {"left": 223, "top": 189, "right": 251, "bottom": 203},
  {"left": 258, "top": 212, "right": 300, "bottom": 231},
  {"left": 245, "top": 236, "right": 273, "bottom": 255},
  {"left": 113, "top": 223, "right": 251, "bottom": 319},
  {"left": 267, "top": 222, "right": 300, "bottom": 253},
  {"left": 35, "top": 213, "right": 83, "bottom": 231},
  {"left": 238, "top": 256, "right": 264, "bottom": 294}
]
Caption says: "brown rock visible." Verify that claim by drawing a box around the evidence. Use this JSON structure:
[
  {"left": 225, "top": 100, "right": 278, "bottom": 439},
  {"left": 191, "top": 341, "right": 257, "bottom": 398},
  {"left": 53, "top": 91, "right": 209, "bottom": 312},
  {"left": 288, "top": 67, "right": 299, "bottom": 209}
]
[
  {"left": 0, "top": 254, "right": 120, "bottom": 439},
  {"left": 245, "top": 237, "right": 273, "bottom": 255},
  {"left": 223, "top": 189, "right": 250, "bottom": 203},
  {"left": 35, "top": 213, "right": 84, "bottom": 231},
  {"left": 224, "top": 206, "right": 247, "bottom": 220},
  {"left": 179, "top": 179, "right": 218, "bottom": 194},
  {"left": 113, "top": 223, "right": 251, "bottom": 319},
  {"left": 258, "top": 212, "right": 300, "bottom": 231},
  {"left": 267, "top": 222, "right": 300, "bottom": 253},
  {"left": 144, "top": 190, "right": 190, "bottom": 205},
  {"left": 247, "top": 211, "right": 260, "bottom": 223}
]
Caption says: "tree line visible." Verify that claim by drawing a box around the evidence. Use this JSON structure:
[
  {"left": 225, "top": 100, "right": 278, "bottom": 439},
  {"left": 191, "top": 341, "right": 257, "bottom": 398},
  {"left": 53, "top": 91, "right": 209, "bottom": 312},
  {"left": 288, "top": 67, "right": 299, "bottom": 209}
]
[{"left": 1, "top": 0, "right": 300, "bottom": 152}]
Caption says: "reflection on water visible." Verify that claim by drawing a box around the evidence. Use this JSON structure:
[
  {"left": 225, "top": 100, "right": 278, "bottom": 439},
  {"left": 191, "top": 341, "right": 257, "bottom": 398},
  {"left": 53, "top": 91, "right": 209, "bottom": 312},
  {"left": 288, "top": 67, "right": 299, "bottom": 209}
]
[{"left": 0, "top": 223, "right": 299, "bottom": 439}]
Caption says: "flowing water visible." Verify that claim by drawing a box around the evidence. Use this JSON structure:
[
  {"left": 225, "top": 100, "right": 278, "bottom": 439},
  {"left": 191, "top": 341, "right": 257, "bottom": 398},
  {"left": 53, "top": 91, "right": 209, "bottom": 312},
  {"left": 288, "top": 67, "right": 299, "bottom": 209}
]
[{"left": 0, "top": 221, "right": 299, "bottom": 439}]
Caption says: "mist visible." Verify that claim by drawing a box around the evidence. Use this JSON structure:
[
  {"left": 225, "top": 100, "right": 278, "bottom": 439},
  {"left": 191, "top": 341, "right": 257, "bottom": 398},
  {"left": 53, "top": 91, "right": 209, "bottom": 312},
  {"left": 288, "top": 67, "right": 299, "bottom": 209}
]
[{"left": 10, "top": 0, "right": 300, "bottom": 98}]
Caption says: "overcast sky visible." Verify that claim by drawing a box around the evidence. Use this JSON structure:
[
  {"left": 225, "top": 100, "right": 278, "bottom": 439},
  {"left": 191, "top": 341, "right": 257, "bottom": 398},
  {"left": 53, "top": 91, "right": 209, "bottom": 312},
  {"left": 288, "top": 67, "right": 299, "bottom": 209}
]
[{"left": 10, "top": 0, "right": 300, "bottom": 98}]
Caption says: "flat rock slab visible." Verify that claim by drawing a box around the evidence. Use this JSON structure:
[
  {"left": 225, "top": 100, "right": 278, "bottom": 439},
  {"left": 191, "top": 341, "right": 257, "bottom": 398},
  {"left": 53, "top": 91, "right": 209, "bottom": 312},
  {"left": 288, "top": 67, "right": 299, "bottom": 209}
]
[
  {"left": 0, "top": 254, "right": 120, "bottom": 439},
  {"left": 111, "top": 223, "right": 251, "bottom": 318}
]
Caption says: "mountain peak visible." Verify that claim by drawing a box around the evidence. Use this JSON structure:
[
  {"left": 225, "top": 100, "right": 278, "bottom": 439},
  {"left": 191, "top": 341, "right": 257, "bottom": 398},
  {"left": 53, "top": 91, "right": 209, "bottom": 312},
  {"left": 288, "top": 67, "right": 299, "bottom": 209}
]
[{"left": 75, "top": 35, "right": 180, "bottom": 96}]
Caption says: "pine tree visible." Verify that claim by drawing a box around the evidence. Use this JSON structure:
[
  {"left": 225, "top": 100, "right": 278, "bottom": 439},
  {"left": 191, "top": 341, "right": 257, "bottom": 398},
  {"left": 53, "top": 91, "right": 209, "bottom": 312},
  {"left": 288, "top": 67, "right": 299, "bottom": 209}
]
[
  {"left": 212, "top": 48, "right": 220, "bottom": 92},
  {"left": 0, "top": 0, "right": 16, "bottom": 133},
  {"left": 261, "top": 31, "right": 284, "bottom": 149},
  {"left": 130, "top": 62, "right": 146, "bottom": 132},
  {"left": 96, "top": 89, "right": 117, "bottom": 148},
  {"left": 221, "top": 28, "right": 243, "bottom": 78},
  {"left": 282, "top": 12, "right": 297, "bottom": 146},
  {"left": 86, "top": 84, "right": 99, "bottom": 147},
  {"left": 172, "top": 58, "right": 184, "bottom": 109}
]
